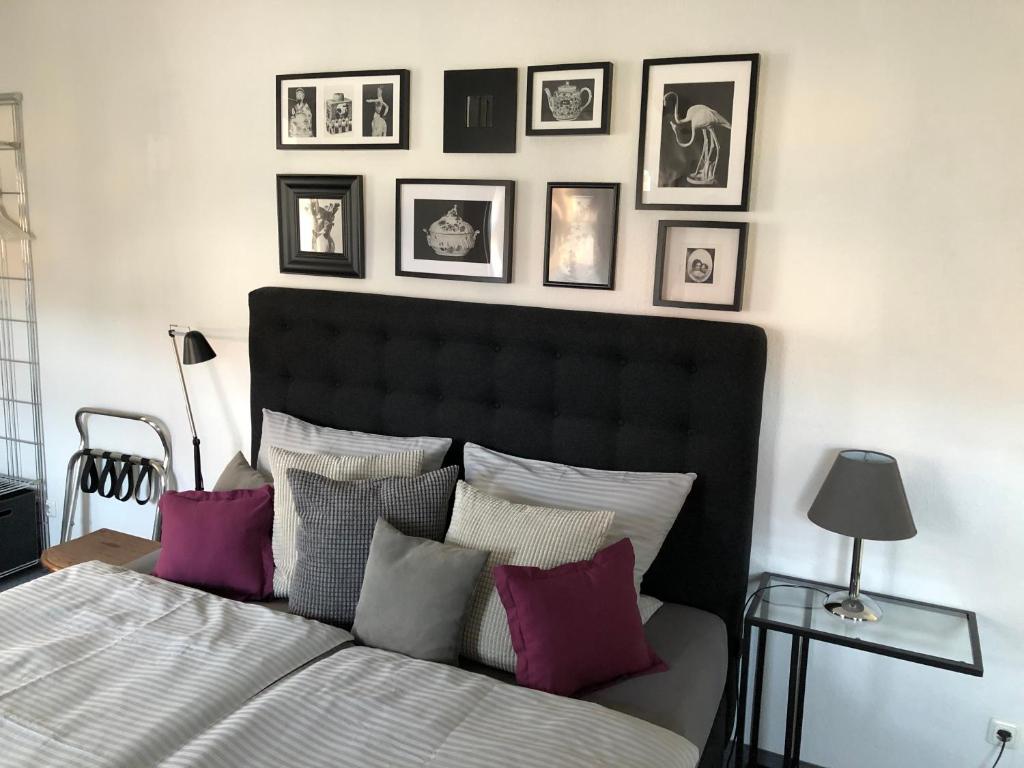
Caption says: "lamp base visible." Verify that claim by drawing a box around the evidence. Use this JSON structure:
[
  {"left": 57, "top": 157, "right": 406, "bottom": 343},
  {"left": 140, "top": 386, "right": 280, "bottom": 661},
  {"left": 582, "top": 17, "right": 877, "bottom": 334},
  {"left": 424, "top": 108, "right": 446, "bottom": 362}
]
[{"left": 824, "top": 590, "right": 882, "bottom": 622}]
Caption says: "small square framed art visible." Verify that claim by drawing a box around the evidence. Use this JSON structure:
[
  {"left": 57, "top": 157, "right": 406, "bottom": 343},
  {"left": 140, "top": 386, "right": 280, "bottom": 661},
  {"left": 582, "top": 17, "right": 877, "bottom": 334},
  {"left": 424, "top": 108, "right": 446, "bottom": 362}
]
[
  {"left": 636, "top": 54, "right": 759, "bottom": 211},
  {"left": 276, "top": 69, "right": 409, "bottom": 149},
  {"left": 396, "top": 179, "right": 515, "bottom": 283},
  {"left": 526, "top": 62, "right": 612, "bottom": 136},
  {"left": 277, "top": 175, "right": 364, "bottom": 278},
  {"left": 443, "top": 68, "right": 518, "bottom": 153},
  {"left": 544, "top": 182, "right": 619, "bottom": 290},
  {"left": 653, "top": 220, "right": 747, "bottom": 311}
]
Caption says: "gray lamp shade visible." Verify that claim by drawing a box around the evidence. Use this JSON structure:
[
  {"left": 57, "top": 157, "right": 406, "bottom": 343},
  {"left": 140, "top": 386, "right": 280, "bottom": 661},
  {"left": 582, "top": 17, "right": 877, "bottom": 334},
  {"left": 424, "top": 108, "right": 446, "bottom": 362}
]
[
  {"left": 182, "top": 330, "right": 216, "bottom": 365},
  {"left": 808, "top": 450, "right": 916, "bottom": 541}
]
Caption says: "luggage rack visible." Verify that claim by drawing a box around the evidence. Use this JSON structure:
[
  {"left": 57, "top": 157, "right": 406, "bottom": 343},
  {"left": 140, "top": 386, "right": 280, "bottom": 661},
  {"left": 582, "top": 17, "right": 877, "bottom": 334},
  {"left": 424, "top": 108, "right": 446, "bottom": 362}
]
[{"left": 60, "top": 407, "right": 175, "bottom": 544}]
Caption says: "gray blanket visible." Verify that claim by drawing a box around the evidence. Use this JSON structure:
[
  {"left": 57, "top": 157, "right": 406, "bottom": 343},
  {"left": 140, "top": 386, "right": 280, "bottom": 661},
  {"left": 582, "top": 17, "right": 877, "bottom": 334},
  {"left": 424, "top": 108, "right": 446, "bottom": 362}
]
[
  {"left": 162, "top": 645, "right": 700, "bottom": 768},
  {"left": 0, "top": 562, "right": 351, "bottom": 767}
]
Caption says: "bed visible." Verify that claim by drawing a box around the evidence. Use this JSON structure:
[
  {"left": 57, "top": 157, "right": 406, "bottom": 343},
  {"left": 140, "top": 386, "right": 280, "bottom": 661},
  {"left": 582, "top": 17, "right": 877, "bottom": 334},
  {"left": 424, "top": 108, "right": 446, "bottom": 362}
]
[
  {"left": 246, "top": 287, "right": 767, "bottom": 765},
  {"left": 0, "top": 287, "right": 766, "bottom": 767}
]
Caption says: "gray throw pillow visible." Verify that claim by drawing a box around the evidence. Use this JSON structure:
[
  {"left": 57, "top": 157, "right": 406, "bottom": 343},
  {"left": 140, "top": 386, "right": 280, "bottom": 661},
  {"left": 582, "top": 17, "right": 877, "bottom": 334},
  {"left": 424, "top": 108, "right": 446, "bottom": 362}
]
[
  {"left": 212, "top": 451, "right": 272, "bottom": 492},
  {"left": 287, "top": 465, "right": 459, "bottom": 628},
  {"left": 353, "top": 519, "right": 487, "bottom": 665}
]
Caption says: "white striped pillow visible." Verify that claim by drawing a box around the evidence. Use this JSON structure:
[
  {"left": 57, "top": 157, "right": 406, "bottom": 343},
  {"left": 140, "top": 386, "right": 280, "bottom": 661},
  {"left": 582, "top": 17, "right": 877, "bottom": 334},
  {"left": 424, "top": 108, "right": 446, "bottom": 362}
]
[
  {"left": 445, "top": 481, "right": 614, "bottom": 672},
  {"left": 258, "top": 409, "right": 451, "bottom": 474},
  {"left": 269, "top": 446, "right": 425, "bottom": 598},
  {"left": 463, "top": 442, "right": 696, "bottom": 603}
]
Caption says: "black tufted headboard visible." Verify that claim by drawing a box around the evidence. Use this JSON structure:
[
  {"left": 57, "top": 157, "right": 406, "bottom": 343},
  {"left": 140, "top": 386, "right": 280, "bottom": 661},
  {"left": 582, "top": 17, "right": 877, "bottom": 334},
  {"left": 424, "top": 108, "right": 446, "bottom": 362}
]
[{"left": 249, "top": 286, "right": 766, "bottom": 666}]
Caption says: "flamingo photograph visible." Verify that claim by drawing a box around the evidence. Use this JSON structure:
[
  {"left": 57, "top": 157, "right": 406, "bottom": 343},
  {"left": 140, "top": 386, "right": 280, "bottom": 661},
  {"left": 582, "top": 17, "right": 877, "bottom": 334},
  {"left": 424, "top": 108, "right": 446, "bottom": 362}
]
[
  {"left": 636, "top": 54, "right": 757, "bottom": 211},
  {"left": 658, "top": 81, "right": 735, "bottom": 189}
]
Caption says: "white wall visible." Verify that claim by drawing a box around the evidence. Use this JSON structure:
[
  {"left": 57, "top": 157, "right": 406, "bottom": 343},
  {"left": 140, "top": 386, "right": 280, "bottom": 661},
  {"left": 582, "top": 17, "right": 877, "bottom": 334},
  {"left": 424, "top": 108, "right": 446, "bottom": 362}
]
[{"left": 1, "top": 1, "right": 1021, "bottom": 765}]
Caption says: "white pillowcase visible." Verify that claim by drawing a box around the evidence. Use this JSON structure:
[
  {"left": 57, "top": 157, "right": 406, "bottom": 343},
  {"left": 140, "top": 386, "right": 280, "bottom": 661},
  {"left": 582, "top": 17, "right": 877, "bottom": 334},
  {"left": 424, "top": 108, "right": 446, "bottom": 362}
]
[
  {"left": 445, "top": 481, "right": 615, "bottom": 673},
  {"left": 258, "top": 409, "right": 452, "bottom": 474},
  {"left": 268, "top": 446, "right": 425, "bottom": 598},
  {"left": 463, "top": 442, "right": 696, "bottom": 602}
]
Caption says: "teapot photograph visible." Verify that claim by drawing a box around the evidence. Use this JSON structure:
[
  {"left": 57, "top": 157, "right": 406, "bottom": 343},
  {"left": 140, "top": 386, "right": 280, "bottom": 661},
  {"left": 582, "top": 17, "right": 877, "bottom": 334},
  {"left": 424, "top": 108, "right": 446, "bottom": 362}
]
[
  {"left": 542, "top": 80, "right": 594, "bottom": 122},
  {"left": 526, "top": 62, "right": 612, "bottom": 136}
]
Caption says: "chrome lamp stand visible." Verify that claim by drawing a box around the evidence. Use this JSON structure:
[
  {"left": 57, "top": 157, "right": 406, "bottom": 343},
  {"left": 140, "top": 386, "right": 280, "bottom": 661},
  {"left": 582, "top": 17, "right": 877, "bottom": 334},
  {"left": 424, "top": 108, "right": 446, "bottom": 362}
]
[{"left": 824, "top": 538, "right": 883, "bottom": 622}]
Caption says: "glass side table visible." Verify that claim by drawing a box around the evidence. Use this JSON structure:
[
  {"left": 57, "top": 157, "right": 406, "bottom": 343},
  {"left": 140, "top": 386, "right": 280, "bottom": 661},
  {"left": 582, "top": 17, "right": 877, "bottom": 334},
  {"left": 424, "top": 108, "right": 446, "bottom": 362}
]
[{"left": 735, "top": 572, "right": 983, "bottom": 768}]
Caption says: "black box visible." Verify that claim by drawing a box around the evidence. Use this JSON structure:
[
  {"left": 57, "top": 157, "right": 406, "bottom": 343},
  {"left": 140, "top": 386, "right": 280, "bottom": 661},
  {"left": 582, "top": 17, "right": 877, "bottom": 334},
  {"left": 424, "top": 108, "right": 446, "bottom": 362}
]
[{"left": 0, "top": 486, "right": 40, "bottom": 577}]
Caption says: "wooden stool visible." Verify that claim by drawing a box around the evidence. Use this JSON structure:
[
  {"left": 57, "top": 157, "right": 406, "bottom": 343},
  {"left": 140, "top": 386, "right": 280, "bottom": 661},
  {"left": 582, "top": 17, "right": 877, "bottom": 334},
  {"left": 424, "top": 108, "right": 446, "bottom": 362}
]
[{"left": 41, "top": 528, "right": 161, "bottom": 572}]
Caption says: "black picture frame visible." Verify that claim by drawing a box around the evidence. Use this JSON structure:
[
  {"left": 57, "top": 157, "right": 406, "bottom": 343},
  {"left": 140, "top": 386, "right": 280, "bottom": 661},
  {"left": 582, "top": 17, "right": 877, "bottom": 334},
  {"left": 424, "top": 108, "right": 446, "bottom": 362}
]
[
  {"left": 395, "top": 179, "right": 515, "bottom": 283},
  {"left": 653, "top": 220, "right": 747, "bottom": 311},
  {"left": 277, "top": 175, "right": 364, "bottom": 278},
  {"left": 543, "top": 182, "right": 619, "bottom": 290},
  {"left": 443, "top": 68, "right": 518, "bottom": 153},
  {"left": 276, "top": 69, "right": 410, "bottom": 150},
  {"left": 526, "top": 62, "right": 613, "bottom": 136},
  {"left": 636, "top": 54, "right": 759, "bottom": 211}
]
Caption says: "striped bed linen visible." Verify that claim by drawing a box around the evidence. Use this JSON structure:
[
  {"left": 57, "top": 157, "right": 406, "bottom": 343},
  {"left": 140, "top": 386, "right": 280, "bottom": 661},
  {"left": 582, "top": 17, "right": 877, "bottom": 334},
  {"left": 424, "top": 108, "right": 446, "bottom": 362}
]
[
  {"left": 162, "top": 646, "right": 700, "bottom": 768},
  {"left": 0, "top": 561, "right": 351, "bottom": 768}
]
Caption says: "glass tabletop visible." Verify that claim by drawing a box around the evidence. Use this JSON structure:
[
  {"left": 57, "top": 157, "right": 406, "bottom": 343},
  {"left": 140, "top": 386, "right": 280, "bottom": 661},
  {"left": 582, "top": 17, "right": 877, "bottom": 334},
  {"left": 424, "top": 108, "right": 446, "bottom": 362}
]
[{"left": 748, "top": 573, "right": 982, "bottom": 675}]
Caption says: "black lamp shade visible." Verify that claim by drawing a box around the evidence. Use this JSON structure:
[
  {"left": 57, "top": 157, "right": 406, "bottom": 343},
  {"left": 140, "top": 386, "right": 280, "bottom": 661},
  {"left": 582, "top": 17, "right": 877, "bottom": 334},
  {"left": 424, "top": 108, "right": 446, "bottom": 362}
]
[
  {"left": 182, "top": 330, "right": 216, "bottom": 365},
  {"left": 808, "top": 450, "right": 916, "bottom": 541}
]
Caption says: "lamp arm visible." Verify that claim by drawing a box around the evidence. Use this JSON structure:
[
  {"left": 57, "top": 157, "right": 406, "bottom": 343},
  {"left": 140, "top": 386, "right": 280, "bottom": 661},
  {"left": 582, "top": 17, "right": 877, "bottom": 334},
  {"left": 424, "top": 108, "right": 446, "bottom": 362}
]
[{"left": 170, "top": 330, "right": 198, "bottom": 440}]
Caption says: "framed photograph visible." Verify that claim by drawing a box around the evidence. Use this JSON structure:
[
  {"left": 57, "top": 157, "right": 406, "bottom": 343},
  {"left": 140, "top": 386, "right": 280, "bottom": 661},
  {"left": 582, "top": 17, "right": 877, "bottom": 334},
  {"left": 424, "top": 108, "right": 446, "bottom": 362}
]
[
  {"left": 277, "top": 175, "right": 364, "bottom": 278},
  {"left": 653, "top": 220, "right": 747, "bottom": 311},
  {"left": 544, "top": 182, "right": 619, "bottom": 290},
  {"left": 636, "top": 54, "right": 759, "bottom": 211},
  {"left": 276, "top": 69, "right": 409, "bottom": 149},
  {"left": 526, "top": 62, "right": 612, "bottom": 136},
  {"left": 396, "top": 179, "right": 515, "bottom": 283},
  {"left": 443, "top": 68, "right": 518, "bottom": 153}
]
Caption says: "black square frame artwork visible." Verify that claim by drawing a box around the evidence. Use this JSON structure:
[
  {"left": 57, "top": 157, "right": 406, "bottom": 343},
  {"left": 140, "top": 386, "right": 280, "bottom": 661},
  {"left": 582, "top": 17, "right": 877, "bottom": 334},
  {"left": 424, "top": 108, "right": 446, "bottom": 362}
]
[
  {"left": 443, "top": 68, "right": 518, "bottom": 153},
  {"left": 653, "top": 219, "right": 747, "bottom": 311},
  {"left": 277, "top": 174, "right": 365, "bottom": 278}
]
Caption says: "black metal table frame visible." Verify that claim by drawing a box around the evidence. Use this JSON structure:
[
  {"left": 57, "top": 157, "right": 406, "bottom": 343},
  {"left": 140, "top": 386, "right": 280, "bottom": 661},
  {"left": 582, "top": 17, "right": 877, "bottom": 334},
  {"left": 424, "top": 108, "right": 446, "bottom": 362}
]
[{"left": 734, "top": 572, "right": 983, "bottom": 768}]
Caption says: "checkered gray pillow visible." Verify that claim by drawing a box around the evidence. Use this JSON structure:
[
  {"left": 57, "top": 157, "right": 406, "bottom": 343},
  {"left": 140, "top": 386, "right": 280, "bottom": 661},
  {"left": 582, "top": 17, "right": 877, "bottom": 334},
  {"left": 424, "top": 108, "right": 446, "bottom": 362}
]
[{"left": 287, "top": 465, "right": 459, "bottom": 628}]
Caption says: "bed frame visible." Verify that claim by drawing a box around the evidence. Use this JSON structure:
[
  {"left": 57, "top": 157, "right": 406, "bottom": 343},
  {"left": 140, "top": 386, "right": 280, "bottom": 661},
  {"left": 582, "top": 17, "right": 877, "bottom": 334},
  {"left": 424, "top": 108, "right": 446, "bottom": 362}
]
[{"left": 249, "top": 287, "right": 767, "bottom": 763}]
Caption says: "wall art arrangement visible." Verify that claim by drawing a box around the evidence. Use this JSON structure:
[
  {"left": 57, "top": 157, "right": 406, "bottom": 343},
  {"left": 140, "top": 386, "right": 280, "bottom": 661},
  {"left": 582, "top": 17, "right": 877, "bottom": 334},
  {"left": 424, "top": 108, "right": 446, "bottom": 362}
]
[
  {"left": 653, "top": 220, "right": 747, "bottom": 310},
  {"left": 277, "top": 175, "right": 365, "bottom": 278},
  {"left": 444, "top": 68, "right": 519, "bottom": 153},
  {"left": 526, "top": 62, "right": 613, "bottom": 136},
  {"left": 544, "top": 182, "right": 619, "bottom": 289},
  {"left": 277, "top": 69, "right": 410, "bottom": 149},
  {"left": 395, "top": 179, "right": 515, "bottom": 283},
  {"left": 272, "top": 53, "right": 759, "bottom": 310},
  {"left": 636, "top": 54, "right": 758, "bottom": 211}
]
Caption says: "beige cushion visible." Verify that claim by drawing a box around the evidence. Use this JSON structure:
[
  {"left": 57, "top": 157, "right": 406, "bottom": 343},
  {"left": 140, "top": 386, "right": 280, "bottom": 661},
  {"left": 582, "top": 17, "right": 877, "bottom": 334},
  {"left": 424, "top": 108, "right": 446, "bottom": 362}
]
[
  {"left": 445, "top": 481, "right": 615, "bottom": 672},
  {"left": 269, "top": 446, "right": 425, "bottom": 597},
  {"left": 212, "top": 452, "right": 272, "bottom": 492}
]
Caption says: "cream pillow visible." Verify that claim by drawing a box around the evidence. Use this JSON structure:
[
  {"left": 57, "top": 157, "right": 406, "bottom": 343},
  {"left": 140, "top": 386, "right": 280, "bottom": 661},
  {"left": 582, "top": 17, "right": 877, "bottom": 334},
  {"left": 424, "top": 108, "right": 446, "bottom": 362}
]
[
  {"left": 445, "top": 481, "right": 615, "bottom": 672},
  {"left": 269, "top": 446, "right": 424, "bottom": 597}
]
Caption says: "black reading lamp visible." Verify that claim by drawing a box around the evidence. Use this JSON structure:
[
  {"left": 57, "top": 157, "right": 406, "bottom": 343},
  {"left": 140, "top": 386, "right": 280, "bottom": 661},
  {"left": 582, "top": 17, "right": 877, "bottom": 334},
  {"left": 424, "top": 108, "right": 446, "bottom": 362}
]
[
  {"left": 808, "top": 450, "right": 916, "bottom": 622},
  {"left": 168, "top": 325, "right": 217, "bottom": 490}
]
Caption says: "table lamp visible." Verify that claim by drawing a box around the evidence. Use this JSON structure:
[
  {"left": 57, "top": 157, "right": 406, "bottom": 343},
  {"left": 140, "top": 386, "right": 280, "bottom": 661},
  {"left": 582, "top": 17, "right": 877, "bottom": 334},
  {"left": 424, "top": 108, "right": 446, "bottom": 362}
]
[
  {"left": 808, "top": 450, "right": 916, "bottom": 622},
  {"left": 168, "top": 325, "right": 217, "bottom": 490}
]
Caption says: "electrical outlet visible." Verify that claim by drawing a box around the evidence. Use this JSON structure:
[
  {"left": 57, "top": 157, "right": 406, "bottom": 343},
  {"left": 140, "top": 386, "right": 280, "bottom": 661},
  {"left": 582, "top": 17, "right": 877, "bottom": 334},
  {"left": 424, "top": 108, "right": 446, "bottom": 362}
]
[{"left": 988, "top": 719, "right": 1018, "bottom": 749}]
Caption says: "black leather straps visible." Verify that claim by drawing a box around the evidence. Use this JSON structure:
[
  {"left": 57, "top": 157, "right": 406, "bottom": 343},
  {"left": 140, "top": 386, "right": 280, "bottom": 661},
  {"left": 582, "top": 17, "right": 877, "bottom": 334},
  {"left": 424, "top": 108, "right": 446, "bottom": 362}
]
[
  {"left": 97, "top": 452, "right": 118, "bottom": 498},
  {"left": 134, "top": 461, "right": 154, "bottom": 505},
  {"left": 79, "top": 454, "right": 100, "bottom": 494}
]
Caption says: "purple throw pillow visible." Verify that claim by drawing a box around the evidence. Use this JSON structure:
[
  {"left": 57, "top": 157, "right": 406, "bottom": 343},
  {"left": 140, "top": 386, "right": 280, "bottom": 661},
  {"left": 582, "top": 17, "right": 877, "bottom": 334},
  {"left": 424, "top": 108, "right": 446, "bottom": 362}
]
[
  {"left": 493, "top": 538, "right": 666, "bottom": 697},
  {"left": 153, "top": 486, "right": 275, "bottom": 601}
]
